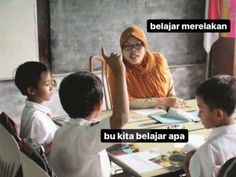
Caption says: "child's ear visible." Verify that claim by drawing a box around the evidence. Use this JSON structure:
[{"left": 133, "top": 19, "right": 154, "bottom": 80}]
[
  {"left": 27, "top": 87, "right": 36, "bottom": 96},
  {"left": 215, "top": 109, "right": 224, "bottom": 121}
]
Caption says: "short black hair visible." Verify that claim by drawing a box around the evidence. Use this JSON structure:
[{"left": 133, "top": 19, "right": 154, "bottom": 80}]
[
  {"left": 14, "top": 61, "right": 49, "bottom": 96},
  {"left": 196, "top": 75, "right": 236, "bottom": 116},
  {"left": 59, "top": 71, "right": 103, "bottom": 118}
]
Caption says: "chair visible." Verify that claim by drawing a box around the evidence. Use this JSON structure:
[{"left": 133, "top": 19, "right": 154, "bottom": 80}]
[
  {"left": 20, "top": 151, "right": 50, "bottom": 177},
  {"left": 0, "top": 124, "right": 21, "bottom": 177},
  {"left": 218, "top": 157, "right": 236, "bottom": 177},
  {"left": 0, "top": 112, "right": 55, "bottom": 177},
  {"left": 89, "top": 55, "right": 113, "bottom": 110}
]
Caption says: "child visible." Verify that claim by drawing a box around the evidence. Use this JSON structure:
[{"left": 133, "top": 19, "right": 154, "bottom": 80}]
[
  {"left": 183, "top": 75, "right": 236, "bottom": 177},
  {"left": 14, "top": 61, "right": 58, "bottom": 155},
  {"left": 50, "top": 48, "right": 129, "bottom": 177}
]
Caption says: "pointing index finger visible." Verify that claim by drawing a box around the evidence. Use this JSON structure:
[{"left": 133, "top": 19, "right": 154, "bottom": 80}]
[{"left": 101, "top": 47, "right": 108, "bottom": 59}]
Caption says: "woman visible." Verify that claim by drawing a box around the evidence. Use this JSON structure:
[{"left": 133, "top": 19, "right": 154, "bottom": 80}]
[{"left": 108, "top": 26, "right": 184, "bottom": 109}]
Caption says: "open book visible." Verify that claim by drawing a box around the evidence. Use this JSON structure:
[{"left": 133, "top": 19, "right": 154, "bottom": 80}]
[
  {"left": 149, "top": 108, "right": 200, "bottom": 123},
  {"left": 107, "top": 144, "right": 185, "bottom": 174}
]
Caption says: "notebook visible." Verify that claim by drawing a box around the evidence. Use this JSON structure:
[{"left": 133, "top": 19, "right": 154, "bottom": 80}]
[{"left": 149, "top": 108, "right": 200, "bottom": 123}]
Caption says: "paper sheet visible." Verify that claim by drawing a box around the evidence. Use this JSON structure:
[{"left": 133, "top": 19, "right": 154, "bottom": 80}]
[{"left": 132, "top": 108, "right": 166, "bottom": 116}]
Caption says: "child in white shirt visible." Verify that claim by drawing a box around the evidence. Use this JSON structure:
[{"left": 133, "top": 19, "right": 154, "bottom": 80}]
[
  {"left": 15, "top": 61, "right": 58, "bottom": 155},
  {"left": 184, "top": 75, "right": 236, "bottom": 177},
  {"left": 50, "top": 48, "right": 129, "bottom": 177}
]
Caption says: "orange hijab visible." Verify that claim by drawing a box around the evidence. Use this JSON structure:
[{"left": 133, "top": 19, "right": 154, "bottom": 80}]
[{"left": 108, "top": 26, "right": 172, "bottom": 101}]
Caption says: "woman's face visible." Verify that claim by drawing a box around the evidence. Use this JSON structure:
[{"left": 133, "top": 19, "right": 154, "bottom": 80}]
[{"left": 122, "top": 37, "right": 145, "bottom": 65}]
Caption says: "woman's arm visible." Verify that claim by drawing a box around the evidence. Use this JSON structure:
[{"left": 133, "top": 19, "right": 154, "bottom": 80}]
[
  {"left": 129, "top": 97, "right": 183, "bottom": 109},
  {"left": 167, "top": 76, "right": 176, "bottom": 97},
  {"left": 129, "top": 97, "right": 158, "bottom": 109}
]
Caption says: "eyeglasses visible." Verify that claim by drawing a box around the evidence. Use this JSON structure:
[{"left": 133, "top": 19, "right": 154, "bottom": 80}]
[{"left": 122, "top": 43, "right": 144, "bottom": 51}]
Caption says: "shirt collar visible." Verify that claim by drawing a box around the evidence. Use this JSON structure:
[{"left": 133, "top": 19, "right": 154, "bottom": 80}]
[
  {"left": 207, "top": 123, "right": 236, "bottom": 140},
  {"left": 66, "top": 118, "right": 96, "bottom": 126},
  {"left": 25, "top": 100, "right": 51, "bottom": 114}
]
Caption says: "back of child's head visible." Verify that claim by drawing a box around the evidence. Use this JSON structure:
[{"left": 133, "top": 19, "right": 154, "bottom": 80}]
[
  {"left": 196, "top": 75, "right": 236, "bottom": 116},
  {"left": 59, "top": 71, "right": 103, "bottom": 118},
  {"left": 15, "top": 61, "right": 49, "bottom": 96}
]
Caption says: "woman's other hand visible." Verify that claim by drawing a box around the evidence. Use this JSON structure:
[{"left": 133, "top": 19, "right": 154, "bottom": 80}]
[{"left": 159, "top": 97, "right": 186, "bottom": 108}]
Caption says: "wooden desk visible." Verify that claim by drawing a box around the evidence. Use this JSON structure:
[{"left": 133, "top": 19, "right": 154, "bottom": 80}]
[
  {"left": 182, "top": 99, "right": 198, "bottom": 112},
  {"left": 54, "top": 99, "right": 199, "bottom": 127}
]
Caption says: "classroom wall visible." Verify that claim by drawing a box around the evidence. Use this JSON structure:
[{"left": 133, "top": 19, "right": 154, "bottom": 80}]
[
  {"left": 0, "top": 0, "right": 206, "bottom": 125},
  {"left": 50, "top": 0, "right": 206, "bottom": 71}
]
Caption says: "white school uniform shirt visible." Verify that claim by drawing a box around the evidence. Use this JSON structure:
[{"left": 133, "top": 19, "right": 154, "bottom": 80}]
[
  {"left": 189, "top": 123, "right": 236, "bottom": 177},
  {"left": 50, "top": 117, "right": 113, "bottom": 177},
  {"left": 20, "top": 100, "right": 58, "bottom": 146}
]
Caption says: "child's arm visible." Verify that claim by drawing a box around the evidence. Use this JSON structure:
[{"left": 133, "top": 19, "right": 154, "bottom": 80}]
[
  {"left": 102, "top": 47, "right": 129, "bottom": 129},
  {"left": 44, "top": 142, "right": 52, "bottom": 156},
  {"left": 183, "top": 150, "right": 196, "bottom": 177}
]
